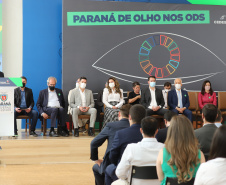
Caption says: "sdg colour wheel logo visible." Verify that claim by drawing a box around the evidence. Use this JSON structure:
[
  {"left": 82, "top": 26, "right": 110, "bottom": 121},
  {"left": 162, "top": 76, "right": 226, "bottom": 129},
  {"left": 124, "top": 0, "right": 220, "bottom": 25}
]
[{"left": 139, "top": 35, "right": 180, "bottom": 78}]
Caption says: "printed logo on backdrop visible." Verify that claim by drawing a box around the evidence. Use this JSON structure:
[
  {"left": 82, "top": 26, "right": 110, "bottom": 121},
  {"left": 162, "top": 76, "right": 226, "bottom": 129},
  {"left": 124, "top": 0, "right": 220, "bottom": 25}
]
[
  {"left": 214, "top": 15, "right": 226, "bottom": 24},
  {"left": 0, "top": 92, "right": 12, "bottom": 113}
]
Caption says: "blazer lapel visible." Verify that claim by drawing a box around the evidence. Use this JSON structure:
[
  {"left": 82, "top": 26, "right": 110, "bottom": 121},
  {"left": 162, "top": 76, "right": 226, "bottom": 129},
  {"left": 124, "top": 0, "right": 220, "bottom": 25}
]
[{"left": 85, "top": 89, "right": 89, "bottom": 104}]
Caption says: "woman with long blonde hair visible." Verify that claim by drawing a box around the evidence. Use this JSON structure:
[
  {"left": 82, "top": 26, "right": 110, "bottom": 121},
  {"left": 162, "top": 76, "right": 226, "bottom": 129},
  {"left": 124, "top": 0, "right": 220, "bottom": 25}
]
[
  {"left": 156, "top": 115, "right": 205, "bottom": 185},
  {"left": 102, "top": 77, "right": 123, "bottom": 127}
]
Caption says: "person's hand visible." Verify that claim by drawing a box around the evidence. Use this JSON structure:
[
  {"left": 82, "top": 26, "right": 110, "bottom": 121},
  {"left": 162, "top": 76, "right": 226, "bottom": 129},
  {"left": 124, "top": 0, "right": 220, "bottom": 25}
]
[
  {"left": 15, "top": 108, "right": 22, "bottom": 113},
  {"left": 79, "top": 106, "right": 86, "bottom": 112},
  {"left": 42, "top": 113, "right": 49, "bottom": 119},
  {"left": 155, "top": 106, "right": 160, "bottom": 111},
  {"left": 137, "top": 95, "right": 141, "bottom": 99},
  {"left": 25, "top": 108, "right": 31, "bottom": 113},
  {"left": 95, "top": 159, "right": 103, "bottom": 167},
  {"left": 112, "top": 106, "right": 117, "bottom": 109},
  {"left": 85, "top": 107, "right": 90, "bottom": 112},
  {"left": 176, "top": 107, "right": 184, "bottom": 113},
  {"left": 152, "top": 106, "right": 158, "bottom": 111}
]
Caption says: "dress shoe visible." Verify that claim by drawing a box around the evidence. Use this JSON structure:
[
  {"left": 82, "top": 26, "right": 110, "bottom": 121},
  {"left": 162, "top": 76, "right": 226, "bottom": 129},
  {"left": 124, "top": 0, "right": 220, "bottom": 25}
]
[
  {"left": 30, "top": 131, "right": 38, "bottom": 137},
  {"left": 74, "top": 129, "right": 79, "bottom": 137},
  {"left": 60, "top": 130, "right": 69, "bottom": 137},
  {"left": 88, "top": 128, "right": 95, "bottom": 137},
  {"left": 49, "top": 130, "right": 59, "bottom": 137}
]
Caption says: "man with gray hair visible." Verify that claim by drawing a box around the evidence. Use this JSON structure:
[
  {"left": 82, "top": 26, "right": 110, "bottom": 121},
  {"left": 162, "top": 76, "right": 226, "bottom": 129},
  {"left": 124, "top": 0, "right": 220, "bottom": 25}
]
[
  {"left": 168, "top": 78, "right": 192, "bottom": 122},
  {"left": 37, "top": 76, "right": 69, "bottom": 137}
]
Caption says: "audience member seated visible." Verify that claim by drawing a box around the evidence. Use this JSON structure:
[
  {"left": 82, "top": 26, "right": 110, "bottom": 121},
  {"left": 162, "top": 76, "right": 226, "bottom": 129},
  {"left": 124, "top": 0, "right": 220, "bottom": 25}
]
[
  {"left": 168, "top": 78, "right": 192, "bottom": 122},
  {"left": 91, "top": 104, "right": 132, "bottom": 185},
  {"left": 194, "top": 104, "right": 218, "bottom": 161},
  {"left": 194, "top": 125, "right": 226, "bottom": 185},
  {"left": 156, "top": 115, "right": 205, "bottom": 185},
  {"left": 162, "top": 82, "right": 171, "bottom": 109},
  {"left": 215, "top": 109, "right": 222, "bottom": 128},
  {"left": 105, "top": 104, "right": 146, "bottom": 185},
  {"left": 68, "top": 78, "right": 87, "bottom": 131},
  {"left": 102, "top": 77, "right": 123, "bottom": 127},
  {"left": 128, "top": 81, "right": 141, "bottom": 105},
  {"left": 69, "top": 76, "right": 97, "bottom": 137},
  {"left": 114, "top": 116, "right": 164, "bottom": 185},
  {"left": 14, "top": 76, "right": 38, "bottom": 137},
  {"left": 155, "top": 110, "right": 177, "bottom": 143},
  {"left": 36, "top": 76, "right": 69, "bottom": 137},
  {"left": 198, "top": 80, "right": 217, "bottom": 110},
  {"left": 140, "top": 76, "right": 167, "bottom": 116}
]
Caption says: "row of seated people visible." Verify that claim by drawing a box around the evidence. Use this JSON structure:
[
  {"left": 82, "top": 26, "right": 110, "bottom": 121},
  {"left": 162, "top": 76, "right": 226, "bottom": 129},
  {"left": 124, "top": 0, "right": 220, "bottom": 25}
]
[
  {"left": 91, "top": 104, "right": 226, "bottom": 185},
  {"left": 14, "top": 75, "right": 217, "bottom": 137}
]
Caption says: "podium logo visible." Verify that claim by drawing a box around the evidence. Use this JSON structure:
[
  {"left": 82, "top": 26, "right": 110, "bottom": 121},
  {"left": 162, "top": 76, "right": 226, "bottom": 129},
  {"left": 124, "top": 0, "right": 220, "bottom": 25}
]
[{"left": 0, "top": 94, "right": 8, "bottom": 102}]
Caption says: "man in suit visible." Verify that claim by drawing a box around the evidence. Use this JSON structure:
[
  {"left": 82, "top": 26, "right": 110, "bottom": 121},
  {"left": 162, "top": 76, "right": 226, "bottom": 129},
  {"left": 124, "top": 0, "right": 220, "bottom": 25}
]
[
  {"left": 115, "top": 117, "right": 164, "bottom": 185},
  {"left": 14, "top": 76, "right": 38, "bottom": 136},
  {"left": 105, "top": 104, "right": 146, "bottom": 185},
  {"left": 155, "top": 110, "right": 177, "bottom": 143},
  {"left": 162, "top": 82, "right": 171, "bottom": 108},
  {"left": 140, "top": 76, "right": 167, "bottom": 116},
  {"left": 195, "top": 104, "right": 218, "bottom": 161},
  {"left": 36, "top": 76, "right": 69, "bottom": 137},
  {"left": 168, "top": 78, "right": 192, "bottom": 122},
  {"left": 0, "top": 71, "right": 4, "bottom": 77},
  {"left": 91, "top": 104, "right": 132, "bottom": 185},
  {"left": 70, "top": 76, "right": 97, "bottom": 137}
]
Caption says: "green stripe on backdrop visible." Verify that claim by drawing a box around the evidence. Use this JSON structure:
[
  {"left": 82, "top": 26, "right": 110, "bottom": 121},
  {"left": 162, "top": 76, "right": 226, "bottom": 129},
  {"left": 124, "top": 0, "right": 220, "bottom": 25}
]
[{"left": 188, "top": 0, "right": 226, "bottom": 6}]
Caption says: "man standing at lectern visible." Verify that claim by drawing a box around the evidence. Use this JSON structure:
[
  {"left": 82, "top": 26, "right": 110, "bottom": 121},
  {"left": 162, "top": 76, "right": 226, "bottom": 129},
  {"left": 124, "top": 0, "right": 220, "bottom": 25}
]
[{"left": 14, "top": 76, "right": 38, "bottom": 136}]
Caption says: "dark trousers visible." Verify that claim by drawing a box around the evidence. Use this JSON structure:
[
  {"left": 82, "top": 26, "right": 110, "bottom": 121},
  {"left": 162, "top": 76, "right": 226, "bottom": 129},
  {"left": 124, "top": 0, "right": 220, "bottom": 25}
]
[
  {"left": 93, "top": 164, "right": 105, "bottom": 185},
  {"left": 45, "top": 107, "right": 66, "bottom": 127},
  {"left": 171, "top": 109, "right": 193, "bottom": 122},
  {"left": 14, "top": 109, "right": 38, "bottom": 133},
  {"left": 146, "top": 108, "right": 168, "bottom": 116},
  {"left": 105, "top": 164, "right": 118, "bottom": 185}
]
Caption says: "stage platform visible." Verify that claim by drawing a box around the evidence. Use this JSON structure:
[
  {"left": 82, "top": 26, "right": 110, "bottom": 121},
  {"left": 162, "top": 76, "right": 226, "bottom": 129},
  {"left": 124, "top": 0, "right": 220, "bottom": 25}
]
[{"left": 0, "top": 130, "right": 106, "bottom": 185}]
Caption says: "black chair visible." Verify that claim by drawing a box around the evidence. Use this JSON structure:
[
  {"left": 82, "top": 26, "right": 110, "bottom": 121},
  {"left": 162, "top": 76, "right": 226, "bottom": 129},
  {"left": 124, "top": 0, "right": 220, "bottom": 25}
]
[
  {"left": 130, "top": 166, "right": 158, "bottom": 185},
  {"left": 165, "top": 177, "right": 195, "bottom": 185}
]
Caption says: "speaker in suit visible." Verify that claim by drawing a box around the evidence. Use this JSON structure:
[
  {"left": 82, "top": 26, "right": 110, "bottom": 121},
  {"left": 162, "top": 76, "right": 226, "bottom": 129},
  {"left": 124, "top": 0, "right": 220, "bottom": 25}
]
[
  {"left": 91, "top": 118, "right": 130, "bottom": 185},
  {"left": 69, "top": 86, "right": 97, "bottom": 136},
  {"left": 195, "top": 124, "right": 217, "bottom": 161},
  {"left": 0, "top": 71, "right": 4, "bottom": 77},
  {"left": 168, "top": 89, "right": 192, "bottom": 121},
  {"left": 140, "top": 87, "right": 167, "bottom": 116},
  {"left": 14, "top": 85, "right": 38, "bottom": 136}
]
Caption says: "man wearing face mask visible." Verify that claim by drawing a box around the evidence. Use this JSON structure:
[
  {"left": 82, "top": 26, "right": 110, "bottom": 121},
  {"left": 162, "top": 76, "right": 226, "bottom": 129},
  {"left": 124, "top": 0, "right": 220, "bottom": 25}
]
[
  {"left": 14, "top": 76, "right": 38, "bottom": 136},
  {"left": 70, "top": 76, "right": 97, "bottom": 137},
  {"left": 162, "top": 82, "right": 171, "bottom": 109},
  {"left": 36, "top": 76, "right": 69, "bottom": 137},
  {"left": 141, "top": 76, "right": 167, "bottom": 116},
  {"left": 168, "top": 78, "right": 192, "bottom": 122}
]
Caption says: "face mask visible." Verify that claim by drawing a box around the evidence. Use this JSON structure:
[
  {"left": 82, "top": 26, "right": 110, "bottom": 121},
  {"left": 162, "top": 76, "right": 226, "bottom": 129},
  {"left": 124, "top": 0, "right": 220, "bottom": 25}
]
[
  {"left": 21, "top": 83, "right": 26, "bottom": 88},
  {"left": 164, "top": 89, "right": 170, "bottom": 92},
  {"left": 49, "top": 86, "right": 55, "bottom": 91},
  {"left": 76, "top": 83, "right": 79, "bottom": 88},
  {"left": 149, "top": 82, "right": 156, "bottom": 87},
  {"left": 175, "top": 84, "right": 181, "bottom": 90},
  {"left": 109, "top": 82, "right": 115, "bottom": 88},
  {"left": 80, "top": 83, "right": 86, "bottom": 89},
  {"left": 205, "top": 86, "right": 210, "bottom": 91}
]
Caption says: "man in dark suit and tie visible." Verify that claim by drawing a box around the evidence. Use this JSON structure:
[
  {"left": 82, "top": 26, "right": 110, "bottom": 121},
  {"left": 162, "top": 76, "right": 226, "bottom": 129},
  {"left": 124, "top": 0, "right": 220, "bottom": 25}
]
[
  {"left": 195, "top": 104, "right": 218, "bottom": 161},
  {"left": 155, "top": 110, "right": 177, "bottom": 143},
  {"left": 168, "top": 78, "right": 192, "bottom": 122},
  {"left": 140, "top": 76, "right": 168, "bottom": 116},
  {"left": 36, "top": 76, "right": 69, "bottom": 137},
  {"left": 91, "top": 104, "right": 132, "bottom": 185},
  {"left": 105, "top": 104, "right": 146, "bottom": 185},
  {"left": 14, "top": 76, "right": 38, "bottom": 136}
]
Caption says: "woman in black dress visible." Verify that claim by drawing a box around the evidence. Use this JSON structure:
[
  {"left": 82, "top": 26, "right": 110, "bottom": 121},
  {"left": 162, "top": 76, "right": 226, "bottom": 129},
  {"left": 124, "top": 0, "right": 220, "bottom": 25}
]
[{"left": 128, "top": 81, "right": 141, "bottom": 105}]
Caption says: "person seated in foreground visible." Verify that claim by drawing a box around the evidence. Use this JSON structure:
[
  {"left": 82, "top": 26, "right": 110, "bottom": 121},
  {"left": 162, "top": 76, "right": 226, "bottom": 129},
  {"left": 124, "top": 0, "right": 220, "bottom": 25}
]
[
  {"left": 104, "top": 104, "right": 146, "bottom": 185},
  {"left": 156, "top": 115, "right": 205, "bottom": 185},
  {"left": 113, "top": 116, "right": 164, "bottom": 185},
  {"left": 91, "top": 104, "right": 132, "bottom": 185}
]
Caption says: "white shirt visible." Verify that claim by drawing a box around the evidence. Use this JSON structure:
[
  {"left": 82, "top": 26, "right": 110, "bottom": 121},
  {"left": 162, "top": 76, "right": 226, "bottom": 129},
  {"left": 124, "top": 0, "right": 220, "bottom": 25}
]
[
  {"left": 162, "top": 90, "right": 168, "bottom": 108},
  {"left": 215, "top": 122, "right": 222, "bottom": 128},
  {"left": 176, "top": 89, "right": 183, "bottom": 107},
  {"left": 148, "top": 88, "right": 158, "bottom": 109},
  {"left": 79, "top": 88, "right": 86, "bottom": 107},
  {"left": 102, "top": 88, "right": 124, "bottom": 108},
  {"left": 194, "top": 158, "right": 226, "bottom": 185},
  {"left": 116, "top": 138, "right": 164, "bottom": 185},
  {"left": 47, "top": 89, "right": 60, "bottom": 108}
]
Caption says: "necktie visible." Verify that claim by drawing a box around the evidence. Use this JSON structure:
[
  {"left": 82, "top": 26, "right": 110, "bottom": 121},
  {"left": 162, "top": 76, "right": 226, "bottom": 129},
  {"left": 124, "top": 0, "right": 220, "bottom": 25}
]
[{"left": 178, "top": 91, "right": 183, "bottom": 108}]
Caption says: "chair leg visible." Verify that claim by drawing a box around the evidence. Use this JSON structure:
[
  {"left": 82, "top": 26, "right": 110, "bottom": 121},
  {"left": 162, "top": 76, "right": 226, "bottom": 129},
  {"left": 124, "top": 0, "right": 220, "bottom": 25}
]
[
  {"left": 29, "top": 119, "right": 31, "bottom": 135},
  {"left": 44, "top": 119, "right": 47, "bottom": 136},
  {"left": 25, "top": 119, "right": 27, "bottom": 133}
]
